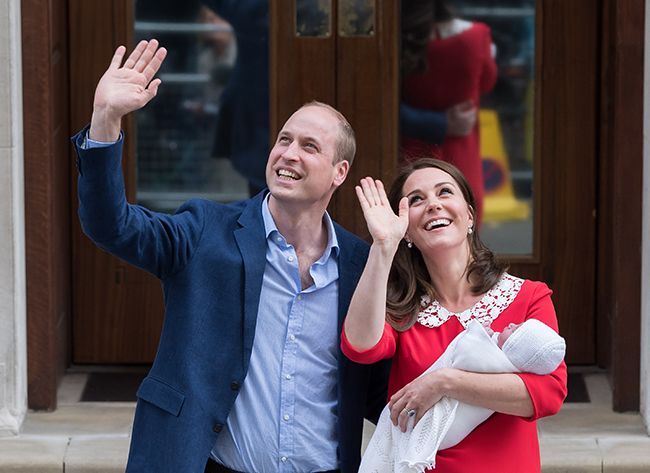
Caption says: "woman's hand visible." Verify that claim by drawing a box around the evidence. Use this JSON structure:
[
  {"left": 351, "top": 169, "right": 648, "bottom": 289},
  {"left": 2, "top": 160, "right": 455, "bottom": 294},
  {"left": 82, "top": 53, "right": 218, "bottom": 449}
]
[
  {"left": 355, "top": 177, "right": 409, "bottom": 250},
  {"left": 388, "top": 368, "right": 453, "bottom": 432}
]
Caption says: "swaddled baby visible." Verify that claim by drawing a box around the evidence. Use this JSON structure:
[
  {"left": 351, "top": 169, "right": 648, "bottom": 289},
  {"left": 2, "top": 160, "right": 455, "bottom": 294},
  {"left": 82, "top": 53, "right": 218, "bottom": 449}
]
[{"left": 360, "top": 318, "right": 566, "bottom": 473}]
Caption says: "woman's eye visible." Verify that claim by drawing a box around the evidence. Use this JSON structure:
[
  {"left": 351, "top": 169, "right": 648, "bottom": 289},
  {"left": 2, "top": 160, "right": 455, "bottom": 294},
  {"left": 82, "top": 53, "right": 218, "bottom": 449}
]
[
  {"left": 439, "top": 187, "right": 453, "bottom": 195},
  {"left": 408, "top": 196, "right": 422, "bottom": 205}
]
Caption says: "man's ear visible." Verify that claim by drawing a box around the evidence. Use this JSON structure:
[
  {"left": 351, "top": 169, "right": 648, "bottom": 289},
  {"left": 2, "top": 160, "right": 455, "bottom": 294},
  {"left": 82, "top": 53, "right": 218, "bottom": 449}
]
[{"left": 333, "top": 160, "right": 350, "bottom": 187}]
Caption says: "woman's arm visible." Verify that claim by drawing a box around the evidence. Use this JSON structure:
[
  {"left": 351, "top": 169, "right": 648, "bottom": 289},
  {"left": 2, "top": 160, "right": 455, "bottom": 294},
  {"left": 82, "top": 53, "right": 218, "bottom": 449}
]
[
  {"left": 343, "top": 178, "right": 409, "bottom": 350},
  {"left": 387, "top": 368, "right": 532, "bottom": 432}
]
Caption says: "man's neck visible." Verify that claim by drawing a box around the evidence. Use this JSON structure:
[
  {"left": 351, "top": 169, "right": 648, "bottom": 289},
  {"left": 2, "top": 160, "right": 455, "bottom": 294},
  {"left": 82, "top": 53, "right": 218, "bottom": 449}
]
[{"left": 267, "top": 196, "right": 329, "bottom": 254}]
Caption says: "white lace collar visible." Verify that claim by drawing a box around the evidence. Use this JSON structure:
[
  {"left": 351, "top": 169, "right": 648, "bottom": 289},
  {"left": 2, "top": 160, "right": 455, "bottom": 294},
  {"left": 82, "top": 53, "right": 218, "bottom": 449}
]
[{"left": 417, "top": 273, "right": 524, "bottom": 329}]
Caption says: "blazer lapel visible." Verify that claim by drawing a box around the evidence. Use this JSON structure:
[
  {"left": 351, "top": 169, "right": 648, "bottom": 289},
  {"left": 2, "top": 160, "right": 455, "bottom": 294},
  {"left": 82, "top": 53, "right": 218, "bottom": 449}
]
[
  {"left": 234, "top": 193, "right": 268, "bottom": 370},
  {"left": 335, "top": 227, "right": 367, "bottom": 334}
]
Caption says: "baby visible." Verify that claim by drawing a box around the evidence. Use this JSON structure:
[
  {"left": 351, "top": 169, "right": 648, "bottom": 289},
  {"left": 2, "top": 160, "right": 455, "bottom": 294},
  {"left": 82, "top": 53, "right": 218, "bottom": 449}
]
[{"left": 360, "top": 319, "right": 566, "bottom": 473}]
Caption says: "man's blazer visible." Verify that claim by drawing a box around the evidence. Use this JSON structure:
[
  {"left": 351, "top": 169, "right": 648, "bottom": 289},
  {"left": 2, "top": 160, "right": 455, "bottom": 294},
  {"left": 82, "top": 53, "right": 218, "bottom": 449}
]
[{"left": 73, "top": 129, "right": 389, "bottom": 473}]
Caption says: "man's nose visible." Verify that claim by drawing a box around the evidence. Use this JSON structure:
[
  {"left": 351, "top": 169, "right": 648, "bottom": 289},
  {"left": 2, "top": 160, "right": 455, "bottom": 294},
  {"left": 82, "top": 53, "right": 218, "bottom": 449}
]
[{"left": 281, "top": 141, "right": 300, "bottom": 160}]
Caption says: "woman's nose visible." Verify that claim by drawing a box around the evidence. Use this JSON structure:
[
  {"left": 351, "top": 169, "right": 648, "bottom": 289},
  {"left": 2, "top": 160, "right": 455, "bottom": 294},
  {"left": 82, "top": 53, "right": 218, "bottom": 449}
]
[{"left": 425, "top": 198, "right": 442, "bottom": 212}]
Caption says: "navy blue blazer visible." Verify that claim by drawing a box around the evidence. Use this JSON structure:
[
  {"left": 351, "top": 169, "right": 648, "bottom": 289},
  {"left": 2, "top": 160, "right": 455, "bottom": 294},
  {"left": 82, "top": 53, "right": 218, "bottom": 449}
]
[{"left": 73, "top": 129, "right": 389, "bottom": 473}]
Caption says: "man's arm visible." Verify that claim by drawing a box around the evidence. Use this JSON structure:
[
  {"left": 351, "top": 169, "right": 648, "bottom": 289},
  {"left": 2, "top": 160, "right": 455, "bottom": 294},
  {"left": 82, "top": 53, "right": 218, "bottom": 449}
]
[{"left": 75, "top": 40, "right": 206, "bottom": 279}]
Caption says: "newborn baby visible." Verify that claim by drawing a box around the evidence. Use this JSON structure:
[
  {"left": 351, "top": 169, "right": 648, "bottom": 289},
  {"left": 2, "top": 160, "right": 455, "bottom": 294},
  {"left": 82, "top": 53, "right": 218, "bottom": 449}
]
[{"left": 360, "top": 318, "right": 566, "bottom": 473}]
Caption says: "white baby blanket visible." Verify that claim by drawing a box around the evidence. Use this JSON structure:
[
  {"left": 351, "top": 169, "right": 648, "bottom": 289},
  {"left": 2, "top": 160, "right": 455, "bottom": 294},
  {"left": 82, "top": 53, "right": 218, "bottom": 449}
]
[{"left": 359, "top": 320, "right": 518, "bottom": 473}]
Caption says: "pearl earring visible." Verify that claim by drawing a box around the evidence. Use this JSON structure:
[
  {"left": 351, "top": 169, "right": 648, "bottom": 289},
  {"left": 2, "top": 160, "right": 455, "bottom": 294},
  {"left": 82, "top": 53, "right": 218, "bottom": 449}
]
[
  {"left": 405, "top": 238, "right": 413, "bottom": 248},
  {"left": 468, "top": 226, "right": 474, "bottom": 235}
]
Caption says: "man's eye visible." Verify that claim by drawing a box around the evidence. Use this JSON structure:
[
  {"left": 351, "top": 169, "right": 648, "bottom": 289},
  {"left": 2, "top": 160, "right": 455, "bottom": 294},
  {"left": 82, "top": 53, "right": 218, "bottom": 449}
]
[{"left": 278, "top": 136, "right": 290, "bottom": 143}]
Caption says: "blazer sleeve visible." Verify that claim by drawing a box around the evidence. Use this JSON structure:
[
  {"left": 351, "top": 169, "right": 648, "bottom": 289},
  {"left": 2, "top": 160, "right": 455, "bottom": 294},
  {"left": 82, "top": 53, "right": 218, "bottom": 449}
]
[
  {"left": 73, "top": 127, "right": 205, "bottom": 279},
  {"left": 516, "top": 282, "right": 568, "bottom": 420}
]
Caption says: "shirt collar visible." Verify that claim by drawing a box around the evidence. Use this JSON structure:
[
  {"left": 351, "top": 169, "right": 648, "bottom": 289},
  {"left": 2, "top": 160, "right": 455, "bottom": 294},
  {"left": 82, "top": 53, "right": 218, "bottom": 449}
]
[{"left": 262, "top": 195, "right": 339, "bottom": 260}]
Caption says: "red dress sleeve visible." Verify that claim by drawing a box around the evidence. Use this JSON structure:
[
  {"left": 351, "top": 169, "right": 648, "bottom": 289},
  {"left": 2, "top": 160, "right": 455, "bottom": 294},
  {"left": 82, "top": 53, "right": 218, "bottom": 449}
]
[
  {"left": 340, "top": 321, "right": 398, "bottom": 364},
  {"left": 516, "top": 282, "right": 568, "bottom": 420}
]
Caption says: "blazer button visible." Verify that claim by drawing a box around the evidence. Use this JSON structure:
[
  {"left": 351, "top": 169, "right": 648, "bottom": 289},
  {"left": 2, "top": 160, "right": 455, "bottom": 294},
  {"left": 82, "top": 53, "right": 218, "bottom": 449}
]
[
  {"left": 230, "top": 382, "right": 240, "bottom": 391},
  {"left": 213, "top": 424, "right": 223, "bottom": 433}
]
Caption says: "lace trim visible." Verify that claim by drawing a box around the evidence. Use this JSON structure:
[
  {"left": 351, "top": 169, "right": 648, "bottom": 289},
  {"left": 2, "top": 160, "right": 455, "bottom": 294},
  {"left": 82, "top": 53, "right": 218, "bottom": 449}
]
[{"left": 417, "top": 273, "right": 524, "bottom": 329}]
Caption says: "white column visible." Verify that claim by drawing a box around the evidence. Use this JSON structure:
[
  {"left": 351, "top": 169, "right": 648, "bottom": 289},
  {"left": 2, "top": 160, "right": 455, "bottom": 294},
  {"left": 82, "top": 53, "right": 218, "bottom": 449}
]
[
  {"left": 0, "top": 0, "right": 26, "bottom": 436},
  {"left": 641, "top": 0, "right": 650, "bottom": 435}
]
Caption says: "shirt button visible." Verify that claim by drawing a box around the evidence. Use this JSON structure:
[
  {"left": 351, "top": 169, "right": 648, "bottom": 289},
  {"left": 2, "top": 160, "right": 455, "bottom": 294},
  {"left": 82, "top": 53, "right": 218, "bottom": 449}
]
[
  {"left": 285, "top": 374, "right": 292, "bottom": 380},
  {"left": 230, "top": 382, "right": 240, "bottom": 391},
  {"left": 297, "top": 294, "right": 302, "bottom": 301},
  {"left": 289, "top": 334, "right": 296, "bottom": 341},
  {"left": 276, "top": 237, "right": 282, "bottom": 243},
  {"left": 281, "top": 456, "right": 288, "bottom": 462},
  {"left": 287, "top": 255, "right": 294, "bottom": 262},
  {"left": 212, "top": 423, "right": 223, "bottom": 433},
  {"left": 283, "top": 414, "right": 290, "bottom": 421}
]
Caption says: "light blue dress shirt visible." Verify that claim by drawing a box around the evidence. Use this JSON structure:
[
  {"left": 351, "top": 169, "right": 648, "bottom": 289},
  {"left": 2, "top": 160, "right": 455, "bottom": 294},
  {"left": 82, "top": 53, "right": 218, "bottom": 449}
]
[{"left": 212, "top": 196, "right": 341, "bottom": 473}]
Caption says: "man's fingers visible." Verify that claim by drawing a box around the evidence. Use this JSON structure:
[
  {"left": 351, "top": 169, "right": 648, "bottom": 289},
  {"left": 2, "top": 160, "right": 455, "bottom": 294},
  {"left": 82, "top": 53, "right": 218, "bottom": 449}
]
[
  {"left": 109, "top": 46, "right": 126, "bottom": 69},
  {"left": 123, "top": 40, "right": 148, "bottom": 69},
  {"left": 142, "top": 47, "right": 167, "bottom": 83},
  {"left": 135, "top": 39, "right": 160, "bottom": 73},
  {"left": 146, "top": 78, "right": 162, "bottom": 98}
]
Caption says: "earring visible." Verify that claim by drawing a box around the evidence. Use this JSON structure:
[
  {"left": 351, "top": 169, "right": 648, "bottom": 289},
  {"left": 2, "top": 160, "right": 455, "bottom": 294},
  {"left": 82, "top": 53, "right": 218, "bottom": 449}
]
[
  {"left": 468, "top": 226, "right": 474, "bottom": 235},
  {"left": 405, "top": 238, "right": 413, "bottom": 248}
]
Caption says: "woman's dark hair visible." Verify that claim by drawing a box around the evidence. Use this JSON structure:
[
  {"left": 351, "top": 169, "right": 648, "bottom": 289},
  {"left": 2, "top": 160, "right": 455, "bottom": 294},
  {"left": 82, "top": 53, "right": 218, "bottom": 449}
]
[
  {"left": 401, "top": 0, "right": 456, "bottom": 76},
  {"left": 385, "top": 158, "right": 508, "bottom": 331}
]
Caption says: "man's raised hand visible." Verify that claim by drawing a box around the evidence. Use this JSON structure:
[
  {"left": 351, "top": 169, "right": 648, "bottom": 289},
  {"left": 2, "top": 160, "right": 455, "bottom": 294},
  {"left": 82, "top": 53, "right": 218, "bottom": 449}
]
[{"left": 89, "top": 40, "right": 167, "bottom": 142}]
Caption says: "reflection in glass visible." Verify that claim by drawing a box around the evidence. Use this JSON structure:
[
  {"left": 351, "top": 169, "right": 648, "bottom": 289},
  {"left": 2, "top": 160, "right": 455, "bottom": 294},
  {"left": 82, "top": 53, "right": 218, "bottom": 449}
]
[
  {"left": 296, "top": 0, "right": 331, "bottom": 37},
  {"left": 339, "top": 0, "right": 375, "bottom": 37},
  {"left": 134, "top": 1, "right": 270, "bottom": 212},
  {"left": 400, "top": 0, "right": 534, "bottom": 255}
]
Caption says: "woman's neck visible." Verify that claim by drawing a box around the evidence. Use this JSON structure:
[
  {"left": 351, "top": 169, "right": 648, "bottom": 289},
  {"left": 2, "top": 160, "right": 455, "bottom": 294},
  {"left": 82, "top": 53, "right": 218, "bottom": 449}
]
[{"left": 423, "top": 245, "right": 479, "bottom": 312}]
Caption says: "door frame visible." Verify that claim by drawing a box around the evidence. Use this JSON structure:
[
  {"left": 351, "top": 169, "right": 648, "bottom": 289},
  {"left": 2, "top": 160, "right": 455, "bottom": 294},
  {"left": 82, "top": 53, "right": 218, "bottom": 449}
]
[{"left": 22, "top": 0, "right": 644, "bottom": 410}]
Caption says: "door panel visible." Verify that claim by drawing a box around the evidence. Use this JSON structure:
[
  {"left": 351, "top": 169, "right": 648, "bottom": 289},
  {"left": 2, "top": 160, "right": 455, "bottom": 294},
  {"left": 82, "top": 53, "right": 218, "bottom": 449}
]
[{"left": 70, "top": 0, "right": 163, "bottom": 363}]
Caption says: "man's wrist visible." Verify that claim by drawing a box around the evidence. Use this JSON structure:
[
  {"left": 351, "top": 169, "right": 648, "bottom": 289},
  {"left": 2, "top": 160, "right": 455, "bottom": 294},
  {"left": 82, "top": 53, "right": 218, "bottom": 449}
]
[{"left": 89, "top": 107, "right": 122, "bottom": 142}]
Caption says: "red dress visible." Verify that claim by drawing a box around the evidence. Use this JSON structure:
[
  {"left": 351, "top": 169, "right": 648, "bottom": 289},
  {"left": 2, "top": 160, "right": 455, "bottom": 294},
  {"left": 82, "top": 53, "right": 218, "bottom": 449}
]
[
  {"left": 341, "top": 275, "right": 567, "bottom": 473},
  {"left": 401, "top": 22, "right": 497, "bottom": 224}
]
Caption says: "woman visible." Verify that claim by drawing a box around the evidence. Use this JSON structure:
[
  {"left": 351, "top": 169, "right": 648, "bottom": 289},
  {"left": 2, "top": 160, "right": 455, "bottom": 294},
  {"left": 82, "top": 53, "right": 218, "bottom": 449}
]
[
  {"left": 341, "top": 158, "right": 566, "bottom": 472},
  {"left": 401, "top": 0, "right": 497, "bottom": 224}
]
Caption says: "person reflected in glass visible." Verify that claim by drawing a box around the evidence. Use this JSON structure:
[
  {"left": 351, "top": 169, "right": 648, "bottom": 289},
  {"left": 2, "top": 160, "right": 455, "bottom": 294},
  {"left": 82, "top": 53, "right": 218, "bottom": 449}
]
[
  {"left": 400, "top": 0, "right": 497, "bottom": 225},
  {"left": 342, "top": 158, "right": 567, "bottom": 472}
]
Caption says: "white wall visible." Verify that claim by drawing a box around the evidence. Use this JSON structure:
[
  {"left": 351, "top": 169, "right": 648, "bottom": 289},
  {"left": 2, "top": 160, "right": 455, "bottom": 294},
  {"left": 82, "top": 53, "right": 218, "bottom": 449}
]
[
  {"left": 641, "top": 0, "right": 650, "bottom": 435},
  {"left": 0, "top": 0, "right": 26, "bottom": 436}
]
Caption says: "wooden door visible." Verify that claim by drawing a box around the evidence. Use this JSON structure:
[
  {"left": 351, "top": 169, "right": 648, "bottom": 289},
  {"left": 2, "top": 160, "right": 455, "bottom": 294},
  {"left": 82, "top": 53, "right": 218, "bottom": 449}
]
[
  {"left": 70, "top": 0, "right": 596, "bottom": 365},
  {"left": 69, "top": 0, "right": 164, "bottom": 363}
]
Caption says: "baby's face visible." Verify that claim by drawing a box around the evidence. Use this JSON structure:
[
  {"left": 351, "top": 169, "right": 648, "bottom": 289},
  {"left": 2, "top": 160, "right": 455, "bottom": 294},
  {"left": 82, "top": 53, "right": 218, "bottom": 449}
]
[{"left": 498, "top": 322, "right": 523, "bottom": 348}]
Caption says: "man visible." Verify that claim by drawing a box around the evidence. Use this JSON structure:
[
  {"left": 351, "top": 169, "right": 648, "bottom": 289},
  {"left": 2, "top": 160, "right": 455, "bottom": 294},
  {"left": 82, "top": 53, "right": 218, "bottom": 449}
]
[{"left": 73, "top": 40, "right": 388, "bottom": 473}]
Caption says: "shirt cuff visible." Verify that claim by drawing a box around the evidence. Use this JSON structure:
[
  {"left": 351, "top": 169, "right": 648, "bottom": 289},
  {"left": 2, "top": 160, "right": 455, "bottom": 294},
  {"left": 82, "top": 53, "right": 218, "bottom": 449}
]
[{"left": 82, "top": 131, "right": 122, "bottom": 149}]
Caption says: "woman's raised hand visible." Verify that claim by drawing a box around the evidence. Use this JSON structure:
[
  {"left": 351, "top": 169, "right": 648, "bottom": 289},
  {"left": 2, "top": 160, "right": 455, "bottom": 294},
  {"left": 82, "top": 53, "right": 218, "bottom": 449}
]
[
  {"left": 355, "top": 177, "right": 409, "bottom": 249},
  {"left": 90, "top": 40, "right": 167, "bottom": 142}
]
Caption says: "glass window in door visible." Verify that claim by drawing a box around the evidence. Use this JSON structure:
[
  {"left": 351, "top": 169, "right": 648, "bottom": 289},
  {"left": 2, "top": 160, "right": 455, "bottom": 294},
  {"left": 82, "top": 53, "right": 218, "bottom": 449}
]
[
  {"left": 134, "top": 0, "right": 269, "bottom": 212},
  {"left": 400, "top": 0, "right": 535, "bottom": 255}
]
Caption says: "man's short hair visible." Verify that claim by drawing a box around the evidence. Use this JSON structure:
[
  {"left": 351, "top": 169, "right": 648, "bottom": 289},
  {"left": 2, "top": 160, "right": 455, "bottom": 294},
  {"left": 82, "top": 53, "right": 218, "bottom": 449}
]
[{"left": 300, "top": 101, "right": 357, "bottom": 165}]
